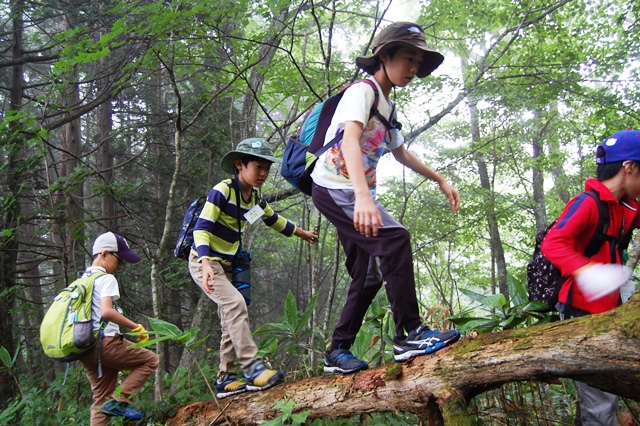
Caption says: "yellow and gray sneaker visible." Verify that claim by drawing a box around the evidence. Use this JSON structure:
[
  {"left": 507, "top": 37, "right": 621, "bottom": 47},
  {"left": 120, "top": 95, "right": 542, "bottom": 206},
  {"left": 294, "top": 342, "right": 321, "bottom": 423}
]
[
  {"left": 215, "top": 373, "right": 247, "bottom": 399},
  {"left": 243, "top": 361, "right": 284, "bottom": 391}
]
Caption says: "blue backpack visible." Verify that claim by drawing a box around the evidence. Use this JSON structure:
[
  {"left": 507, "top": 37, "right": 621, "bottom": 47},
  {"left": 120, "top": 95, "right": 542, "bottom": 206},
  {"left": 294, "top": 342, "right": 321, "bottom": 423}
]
[
  {"left": 174, "top": 196, "right": 207, "bottom": 260},
  {"left": 280, "top": 79, "right": 398, "bottom": 196}
]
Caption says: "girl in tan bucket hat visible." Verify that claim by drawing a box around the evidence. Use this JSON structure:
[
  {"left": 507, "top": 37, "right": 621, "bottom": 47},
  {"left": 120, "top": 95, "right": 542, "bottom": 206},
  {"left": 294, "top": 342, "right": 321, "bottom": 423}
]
[
  {"left": 355, "top": 21, "right": 444, "bottom": 79},
  {"left": 309, "top": 22, "right": 461, "bottom": 374}
]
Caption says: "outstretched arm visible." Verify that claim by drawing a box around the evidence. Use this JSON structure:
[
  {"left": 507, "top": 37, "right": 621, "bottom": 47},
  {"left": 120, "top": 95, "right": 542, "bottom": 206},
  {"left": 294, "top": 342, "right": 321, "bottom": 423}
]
[
  {"left": 391, "top": 144, "right": 460, "bottom": 212},
  {"left": 294, "top": 227, "right": 318, "bottom": 243}
]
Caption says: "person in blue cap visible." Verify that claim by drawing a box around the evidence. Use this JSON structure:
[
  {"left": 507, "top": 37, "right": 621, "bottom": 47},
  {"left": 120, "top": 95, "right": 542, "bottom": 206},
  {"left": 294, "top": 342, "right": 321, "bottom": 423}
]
[{"left": 542, "top": 129, "right": 640, "bottom": 425}]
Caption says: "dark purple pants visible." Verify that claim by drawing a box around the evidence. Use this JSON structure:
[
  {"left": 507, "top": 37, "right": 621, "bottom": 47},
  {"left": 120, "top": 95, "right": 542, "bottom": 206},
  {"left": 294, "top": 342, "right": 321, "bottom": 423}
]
[{"left": 312, "top": 184, "right": 421, "bottom": 352}]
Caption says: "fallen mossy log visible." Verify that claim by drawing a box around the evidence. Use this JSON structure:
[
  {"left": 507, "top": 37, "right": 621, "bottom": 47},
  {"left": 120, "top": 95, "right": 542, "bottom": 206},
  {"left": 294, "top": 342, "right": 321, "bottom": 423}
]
[{"left": 165, "top": 294, "right": 640, "bottom": 425}]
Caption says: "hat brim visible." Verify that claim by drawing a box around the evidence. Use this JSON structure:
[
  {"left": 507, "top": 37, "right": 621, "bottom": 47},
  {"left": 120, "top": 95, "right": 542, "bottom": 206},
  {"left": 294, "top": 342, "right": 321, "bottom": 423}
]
[
  {"left": 355, "top": 41, "right": 444, "bottom": 78},
  {"left": 118, "top": 249, "right": 142, "bottom": 263},
  {"left": 220, "top": 151, "right": 281, "bottom": 174}
]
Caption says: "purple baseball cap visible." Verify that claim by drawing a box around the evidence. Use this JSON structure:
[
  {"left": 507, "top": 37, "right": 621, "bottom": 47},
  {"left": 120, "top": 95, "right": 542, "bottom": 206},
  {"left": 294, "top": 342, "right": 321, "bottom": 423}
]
[
  {"left": 596, "top": 130, "right": 640, "bottom": 164},
  {"left": 92, "top": 232, "right": 142, "bottom": 263}
]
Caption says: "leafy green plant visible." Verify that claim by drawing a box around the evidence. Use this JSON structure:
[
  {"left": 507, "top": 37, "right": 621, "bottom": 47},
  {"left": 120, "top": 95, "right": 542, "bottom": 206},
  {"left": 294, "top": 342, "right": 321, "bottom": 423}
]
[
  {"left": 253, "top": 291, "right": 321, "bottom": 377},
  {"left": 131, "top": 317, "right": 214, "bottom": 394},
  {"left": 0, "top": 345, "right": 22, "bottom": 397},
  {"left": 351, "top": 291, "right": 395, "bottom": 367},
  {"left": 262, "top": 398, "right": 310, "bottom": 426},
  {"left": 449, "top": 274, "right": 555, "bottom": 333}
]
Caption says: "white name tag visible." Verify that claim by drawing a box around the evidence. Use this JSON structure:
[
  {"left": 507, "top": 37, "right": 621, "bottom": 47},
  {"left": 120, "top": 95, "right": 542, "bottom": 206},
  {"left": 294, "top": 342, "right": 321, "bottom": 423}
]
[{"left": 244, "top": 204, "right": 264, "bottom": 224}]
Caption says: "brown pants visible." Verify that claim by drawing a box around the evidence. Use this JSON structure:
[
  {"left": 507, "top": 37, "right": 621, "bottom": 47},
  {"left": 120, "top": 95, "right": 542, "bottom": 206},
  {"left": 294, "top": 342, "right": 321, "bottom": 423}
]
[{"left": 80, "top": 336, "right": 159, "bottom": 426}]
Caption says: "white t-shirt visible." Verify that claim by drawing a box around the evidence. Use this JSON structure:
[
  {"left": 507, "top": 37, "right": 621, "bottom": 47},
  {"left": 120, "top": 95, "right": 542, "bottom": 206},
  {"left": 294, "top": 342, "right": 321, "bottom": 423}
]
[
  {"left": 310, "top": 77, "right": 403, "bottom": 197},
  {"left": 83, "top": 266, "right": 121, "bottom": 337}
]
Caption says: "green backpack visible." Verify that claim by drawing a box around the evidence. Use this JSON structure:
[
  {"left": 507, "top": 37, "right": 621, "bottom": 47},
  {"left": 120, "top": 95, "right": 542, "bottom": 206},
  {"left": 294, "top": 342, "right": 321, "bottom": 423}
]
[{"left": 40, "top": 271, "right": 105, "bottom": 362}]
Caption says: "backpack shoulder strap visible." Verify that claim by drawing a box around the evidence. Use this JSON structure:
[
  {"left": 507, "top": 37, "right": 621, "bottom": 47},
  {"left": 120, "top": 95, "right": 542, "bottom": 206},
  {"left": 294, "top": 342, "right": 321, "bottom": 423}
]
[
  {"left": 583, "top": 190, "right": 611, "bottom": 258},
  {"left": 358, "top": 79, "right": 401, "bottom": 131},
  {"left": 309, "top": 79, "right": 390, "bottom": 157}
]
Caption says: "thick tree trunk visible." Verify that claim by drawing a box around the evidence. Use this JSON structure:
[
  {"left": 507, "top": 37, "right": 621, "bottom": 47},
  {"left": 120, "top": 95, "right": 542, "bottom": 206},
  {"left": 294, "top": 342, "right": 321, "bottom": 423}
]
[
  {"left": 0, "top": 0, "right": 25, "bottom": 404},
  {"left": 165, "top": 295, "right": 640, "bottom": 425},
  {"left": 58, "top": 2, "right": 85, "bottom": 278}
]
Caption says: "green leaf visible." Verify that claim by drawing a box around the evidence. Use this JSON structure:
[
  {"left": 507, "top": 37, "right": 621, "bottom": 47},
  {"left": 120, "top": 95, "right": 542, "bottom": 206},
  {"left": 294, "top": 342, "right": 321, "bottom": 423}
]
[
  {"left": 148, "top": 317, "right": 183, "bottom": 336},
  {"left": 283, "top": 291, "right": 298, "bottom": 330},
  {"left": 459, "top": 288, "right": 491, "bottom": 306},
  {"left": 487, "top": 294, "right": 508, "bottom": 311},
  {"left": 0, "top": 346, "right": 11, "bottom": 369}
]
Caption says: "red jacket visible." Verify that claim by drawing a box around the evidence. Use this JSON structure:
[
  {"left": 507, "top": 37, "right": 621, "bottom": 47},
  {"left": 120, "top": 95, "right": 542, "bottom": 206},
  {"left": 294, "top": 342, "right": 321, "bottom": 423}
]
[{"left": 540, "top": 178, "right": 640, "bottom": 313}]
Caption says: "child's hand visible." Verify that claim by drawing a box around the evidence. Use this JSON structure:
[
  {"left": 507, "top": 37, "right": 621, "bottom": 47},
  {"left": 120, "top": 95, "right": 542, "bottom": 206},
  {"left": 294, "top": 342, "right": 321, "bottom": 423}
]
[
  {"left": 295, "top": 228, "right": 318, "bottom": 243},
  {"left": 439, "top": 181, "right": 460, "bottom": 213},
  {"left": 576, "top": 263, "right": 631, "bottom": 301},
  {"left": 354, "top": 196, "right": 383, "bottom": 237},
  {"left": 202, "top": 263, "right": 216, "bottom": 294}
]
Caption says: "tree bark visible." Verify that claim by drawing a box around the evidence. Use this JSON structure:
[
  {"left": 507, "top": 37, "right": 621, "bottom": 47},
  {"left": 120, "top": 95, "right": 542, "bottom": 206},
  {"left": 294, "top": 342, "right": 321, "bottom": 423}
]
[
  {"left": 466, "top": 87, "right": 508, "bottom": 299},
  {"left": 0, "top": 0, "right": 25, "bottom": 404},
  {"left": 57, "top": 1, "right": 85, "bottom": 278},
  {"left": 164, "top": 295, "right": 640, "bottom": 425}
]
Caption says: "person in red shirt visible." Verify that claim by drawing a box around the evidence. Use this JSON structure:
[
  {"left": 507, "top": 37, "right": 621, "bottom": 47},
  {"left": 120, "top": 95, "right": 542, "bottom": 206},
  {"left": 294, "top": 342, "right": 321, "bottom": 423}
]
[{"left": 541, "top": 129, "right": 640, "bottom": 425}]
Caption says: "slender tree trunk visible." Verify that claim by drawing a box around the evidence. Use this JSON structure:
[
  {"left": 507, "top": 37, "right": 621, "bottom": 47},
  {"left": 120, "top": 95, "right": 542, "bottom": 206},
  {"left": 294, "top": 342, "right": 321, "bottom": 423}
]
[
  {"left": 309, "top": 209, "right": 323, "bottom": 372},
  {"left": 97, "top": 54, "right": 115, "bottom": 232},
  {"left": 239, "top": 8, "right": 291, "bottom": 139},
  {"left": 531, "top": 130, "right": 547, "bottom": 231},
  {"left": 466, "top": 93, "right": 508, "bottom": 298}
]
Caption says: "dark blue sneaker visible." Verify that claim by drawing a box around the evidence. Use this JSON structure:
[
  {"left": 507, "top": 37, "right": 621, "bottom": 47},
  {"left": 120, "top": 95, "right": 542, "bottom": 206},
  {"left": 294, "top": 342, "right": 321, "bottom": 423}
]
[
  {"left": 216, "top": 373, "right": 247, "bottom": 399},
  {"left": 100, "top": 399, "right": 143, "bottom": 420},
  {"left": 243, "top": 361, "right": 284, "bottom": 391},
  {"left": 323, "top": 349, "right": 368, "bottom": 374},
  {"left": 393, "top": 324, "right": 460, "bottom": 362}
]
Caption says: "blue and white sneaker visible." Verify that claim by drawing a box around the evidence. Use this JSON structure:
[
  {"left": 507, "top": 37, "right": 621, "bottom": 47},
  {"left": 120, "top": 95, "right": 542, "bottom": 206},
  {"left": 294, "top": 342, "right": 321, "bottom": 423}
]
[
  {"left": 243, "top": 361, "right": 284, "bottom": 391},
  {"left": 100, "top": 399, "right": 143, "bottom": 420},
  {"left": 393, "top": 324, "right": 460, "bottom": 362},
  {"left": 216, "top": 373, "right": 247, "bottom": 399},
  {"left": 323, "top": 349, "right": 368, "bottom": 374}
]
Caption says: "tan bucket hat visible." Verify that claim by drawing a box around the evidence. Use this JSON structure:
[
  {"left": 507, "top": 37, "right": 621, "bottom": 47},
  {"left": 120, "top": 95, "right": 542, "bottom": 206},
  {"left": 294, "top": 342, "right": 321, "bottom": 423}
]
[
  {"left": 355, "top": 22, "right": 444, "bottom": 78},
  {"left": 220, "top": 138, "right": 281, "bottom": 174}
]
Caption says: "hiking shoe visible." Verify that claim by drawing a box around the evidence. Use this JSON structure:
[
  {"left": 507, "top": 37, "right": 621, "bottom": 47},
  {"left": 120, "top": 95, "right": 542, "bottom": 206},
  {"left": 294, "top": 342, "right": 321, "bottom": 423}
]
[
  {"left": 216, "top": 373, "right": 247, "bottom": 399},
  {"left": 100, "top": 399, "right": 143, "bottom": 420},
  {"left": 393, "top": 324, "right": 460, "bottom": 362},
  {"left": 243, "top": 361, "right": 284, "bottom": 391},
  {"left": 323, "top": 349, "right": 368, "bottom": 374}
]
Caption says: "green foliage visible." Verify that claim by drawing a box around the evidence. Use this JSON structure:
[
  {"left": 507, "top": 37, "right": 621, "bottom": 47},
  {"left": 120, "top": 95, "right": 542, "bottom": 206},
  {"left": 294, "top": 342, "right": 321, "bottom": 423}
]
[
  {"left": 350, "top": 291, "right": 395, "bottom": 367},
  {"left": 449, "top": 274, "right": 554, "bottom": 333},
  {"left": 130, "top": 316, "right": 209, "bottom": 350},
  {"left": 262, "top": 398, "right": 310, "bottom": 426},
  {"left": 254, "top": 291, "right": 321, "bottom": 377}
]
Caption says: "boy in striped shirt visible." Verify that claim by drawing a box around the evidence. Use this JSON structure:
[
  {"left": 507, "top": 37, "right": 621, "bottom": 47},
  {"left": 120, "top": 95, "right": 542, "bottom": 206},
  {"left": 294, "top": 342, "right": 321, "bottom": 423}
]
[{"left": 189, "top": 138, "right": 317, "bottom": 398}]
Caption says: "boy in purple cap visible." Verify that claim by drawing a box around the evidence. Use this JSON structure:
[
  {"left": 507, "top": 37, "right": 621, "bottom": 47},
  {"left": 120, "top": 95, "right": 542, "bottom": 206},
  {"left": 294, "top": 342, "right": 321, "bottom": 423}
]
[
  {"left": 541, "top": 129, "right": 640, "bottom": 425},
  {"left": 79, "top": 231, "right": 159, "bottom": 425},
  {"left": 310, "top": 21, "right": 461, "bottom": 374}
]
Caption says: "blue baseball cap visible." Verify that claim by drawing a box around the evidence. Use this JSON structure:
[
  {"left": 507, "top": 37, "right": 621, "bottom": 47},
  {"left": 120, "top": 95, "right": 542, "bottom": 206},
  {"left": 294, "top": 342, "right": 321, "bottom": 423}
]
[{"left": 596, "top": 130, "right": 640, "bottom": 164}]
